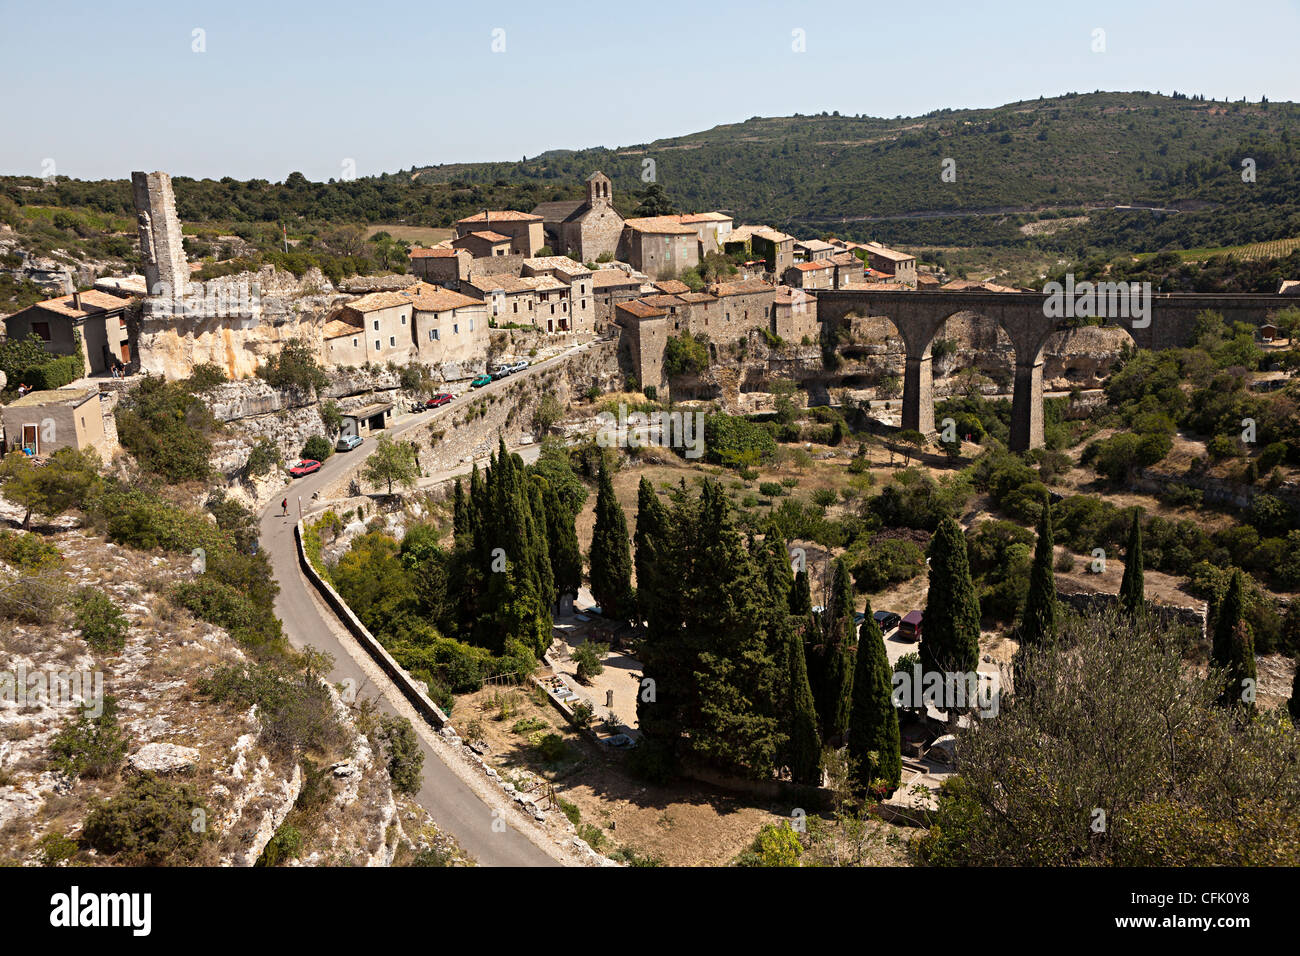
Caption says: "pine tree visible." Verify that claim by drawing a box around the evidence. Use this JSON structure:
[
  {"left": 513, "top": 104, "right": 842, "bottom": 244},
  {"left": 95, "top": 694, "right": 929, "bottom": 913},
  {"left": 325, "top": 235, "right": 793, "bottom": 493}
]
[
  {"left": 589, "top": 462, "right": 633, "bottom": 620},
  {"left": 849, "top": 604, "right": 901, "bottom": 794},
  {"left": 818, "top": 556, "right": 856, "bottom": 744},
  {"left": 922, "top": 517, "right": 981, "bottom": 679},
  {"left": 1118, "top": 510, "right": 1145, "bottom": 616},
  {"left": 1020, "top": 491, "right": 1060, "bottom": 648},
  {"left": 1212, "top": 569, "right": 1246, "bottom": 668}
]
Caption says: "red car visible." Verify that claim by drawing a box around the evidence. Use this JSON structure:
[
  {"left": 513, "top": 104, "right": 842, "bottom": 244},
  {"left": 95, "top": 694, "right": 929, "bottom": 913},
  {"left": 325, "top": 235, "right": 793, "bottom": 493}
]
[
  {"left": 288, "top": 459, "right": 322, "bottom": 478},
  {"left": 425, "top": 393, "right": 453, "bottom": 408}
]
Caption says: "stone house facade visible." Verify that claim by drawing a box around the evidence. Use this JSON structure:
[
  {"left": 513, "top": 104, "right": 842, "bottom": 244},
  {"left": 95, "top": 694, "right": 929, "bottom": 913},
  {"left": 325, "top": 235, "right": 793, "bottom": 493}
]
[
  {"left": 454, "top": 211, "right": 544, "bottom": 257},
  {"left": 2, "top": 386, "right": 111, "bottom": 458},
  {"left": 592, "top": 269, "right": 646, "bottom": 330},
  {"left": 863, "top": 242, "right": 917, "bottom": 287},
  {"left": 618, "top": 217, "right": 700, "bottom": 280},
  {"left": 4, "top": 289, "right": 135, "bottom": 376},
  {"left": 613, "top": 299, "right": 669, "bottom": 391},
  {"left": 409, "top": 247, "right": 470, "bottom": 285},
  {"left": 783, "top": 261, "right": 835, "bottom": 290}
]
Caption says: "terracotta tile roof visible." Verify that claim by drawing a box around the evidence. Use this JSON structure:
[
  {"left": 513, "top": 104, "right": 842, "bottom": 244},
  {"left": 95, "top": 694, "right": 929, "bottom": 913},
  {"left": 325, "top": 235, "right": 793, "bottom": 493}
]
[
  {"left": 623, "top": 216, "right": 697, "bottom": 235},
  {"left": 344, "top": 291, "right": 412, "bottom": 313},
  {"left": 524, "top": 256, "right": 592, "bottom": 276},
  {"left": 322, "top": 317, "right": 363, "bottom": 339},
  {"left": 864, "top": 242, "right": 915, "bottom": 262},
  {"left": 616, "top": 300, "right": 668, "bottom": 319},
  {"left": 676, "top": 212, "right": 732, "bottom": 224},
  {"left": 797, "top": 239, "right": 836, "bottom": 252},
  {"left": 456, "top": 210, "right": 541, "bottom": 223},
  {"left": 713, "top": 278, "right": 774, "bottom": 297},
  {"left": 520, "top": 275, "right": 567, "bottom": 292},
  {"left": 830, "top": 251, "right": 862, "bottom": 266},
  {"left": 653, "top": 279, "right": 691, "bottom": 294},
  {"left": 456, "top": 230, "right": 512, "bottom": 244},
  {"left": 639, "top": 294, "right": 685, "bottom": 309},
  {"left": 33, "top": 289, "right": 132, "bottom": 318},
  {"left": 840, "top": 281, "right": 904, "bottom": 292},
  {"left": 532, "top": 200, "right": 588, "bottom": 223},
  {"left": 400, "top": 283, "right": 482, "bottom": 312},
  {"left": 751, "top": 226, "right": 794, "bottom": 244},
  {"left": 792, "top": 261, "right": 833, "bottom": 272},
  {"left": 464, "top": 274, "right": 537, "bottom": 295},
  {"left": 678, "top": 291, "right": 717, "bottom": 303},
  {"left": 592, "top": 269, "right": 643, "bottom": 289},
  {"left": 409, "top": 247, "right": 461, "bottom": 259}
]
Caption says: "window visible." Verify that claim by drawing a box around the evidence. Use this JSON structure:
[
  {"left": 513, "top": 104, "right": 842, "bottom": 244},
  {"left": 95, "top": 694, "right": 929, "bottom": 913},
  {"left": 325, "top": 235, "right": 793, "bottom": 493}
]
[
  {"left": 352, "top": 337, "right": 358, "bottom": 348},
  {"left": 374, "top": 340, "right": 381, "bottom": 351},
  {"left": 469, "top": 319, "right": 474, "bottom": 331},
  {"left": 373, "top": 319, "right": 379, "bottom": 331},
  {"left": 453, "top": 324, "right": 459, "bottom": 335},
  {"left": 513, "top": 302, "right": 518, "bottom": 313},
  {"left": 32, "top": 321, "right": 51, "bottom": 341},
  {"left": 430, "top": 329, "right": 439, "bottom": 341},
  {"left": 389, "top": 336, "right": 395, "bottom": 347},
  {"left": 401, "top": 315, "right": 406, "bottom": 325}
]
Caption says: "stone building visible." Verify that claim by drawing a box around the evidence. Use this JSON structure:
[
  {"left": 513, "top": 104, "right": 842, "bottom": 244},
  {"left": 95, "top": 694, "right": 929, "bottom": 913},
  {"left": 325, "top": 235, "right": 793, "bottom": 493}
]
[
  {"left": 862, "top": 241, "right": 917, "bottom": 287},
  {"left": 326, "top": 291, "right": 416, "bottom": 367},
  {"left": 4, "top": 289, "right": 135, "bottom": 377},
  {"left": 674, "top": 212, "right": 734, "bottom": 256},
  {"left": 409, "top": 247, "right": 469, "bottom": 286},
  {"left": 618, "top": 216, "right": 700, "bottom": 280},
  {"left": 783, "top": 260, "right": 835, "bottom": 290},
  {"left": 531, "top": 172, "right": 626, "bottom": 263},
  {"left": 613, "top": 299, "right": 669, "bottom": 391},
  {"left": 404, "top": 283, "right": 488, "bottom": 367},
  {"left": 454, "top": 210, "right": 544, "bottom": 257},
  {"left": 522, "top": 257, "right": 595, "bottom": 334},
  {"left": 725, "top": 226, "right": 794, "bottom": 276},
  {"left": 462, "top": 273, "right": 539, "bottom": 326},
  {"left": 794, "top": 239, "right": 835, "bottom": 263},
  {"left": 592, "top": 269, "right": 646, "bottom": 330},
  {"left": 452, "top": 231, "right": 514, "bottom": 260},
  {"left": 2, "top": 386, "right": 113, "bottom": 458},
  {"left": 830, "top": 251, "right": 865, "bottom": 288},
  {"left": 773, "top": 286, "right": 819, "bottom": 343}
]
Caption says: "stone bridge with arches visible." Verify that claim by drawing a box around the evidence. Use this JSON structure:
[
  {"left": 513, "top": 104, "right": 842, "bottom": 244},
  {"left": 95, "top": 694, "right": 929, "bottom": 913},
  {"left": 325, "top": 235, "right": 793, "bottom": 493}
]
[{"left": 814, "top": 290, "right": 1286, "bottom": 451}]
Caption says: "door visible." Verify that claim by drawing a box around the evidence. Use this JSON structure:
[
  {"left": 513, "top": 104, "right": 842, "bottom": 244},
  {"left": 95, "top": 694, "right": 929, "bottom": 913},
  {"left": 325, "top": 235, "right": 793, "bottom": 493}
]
[
  {"left": 120, "top": 342, "right": 131, "bottom": 363},
  {"left": 21, "top": 424, "right": 38, "bottom": 456}
]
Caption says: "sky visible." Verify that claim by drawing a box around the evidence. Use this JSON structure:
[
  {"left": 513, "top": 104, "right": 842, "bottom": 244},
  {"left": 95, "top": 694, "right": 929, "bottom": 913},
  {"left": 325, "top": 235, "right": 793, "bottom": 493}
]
[{"left": 3, "top": 0, "right": 1299, "bottom": 182}]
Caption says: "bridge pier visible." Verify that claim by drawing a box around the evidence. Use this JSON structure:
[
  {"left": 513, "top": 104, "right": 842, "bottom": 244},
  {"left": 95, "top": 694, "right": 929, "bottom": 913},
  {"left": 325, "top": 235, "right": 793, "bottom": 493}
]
[
  {"left": 1009, "top": 357, "right": 1045, "bottom": 451},
  {"left": 901, "top": 351, "right": 934, "bottom": 436}
]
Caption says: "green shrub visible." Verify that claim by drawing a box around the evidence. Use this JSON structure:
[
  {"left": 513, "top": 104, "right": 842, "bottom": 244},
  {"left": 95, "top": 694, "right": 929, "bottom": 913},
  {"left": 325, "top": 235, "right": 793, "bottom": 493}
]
[
  {"left": 301, "top": 435, "right": 333, "bottom": 462},
  {"left": 257, "top": 339, "right": 328, "bottom": 393},
  {"left": 73, "top": 588, "right": 129, "bottom": 652},
  {"left": 255, "top": 823, "right": 302, "bottom": 867},
  {"left": 82, "top": 775, "right": 208, "bottom": 864},
  {"left": 114, "top": 376, "right": 214, "bottom": 482},
  {"left": 535, "top": 732, "right": 570, "bottom": 763},
  {"left": 198, "top": 662, "right": 345, "bottom": 761},
  {"left": 0, "top": 529, "right": 62, "bottom": 571},
  {"left": 186, "top": 363, "right": 228, "bottom": 391},
  {"left": 49, "top": 696, "right": 129, "bottom": 779},
  {"left": 572, "top": 641, "right": 608, "bottom": 683},
  {"left": 37, "top": 832, "right": 79, "bottom": 866},
  {"left": 512, "top": 717, "right": 549, "bottom": 735},
  {"left": 246, "top": 438, "right": 282, "bottom": 477},
  {"left": 374, "top": 715, "right": 424, "bottom": 796},
  {"left": 758, "top": 481, "right": 785, "bottom": 497}
]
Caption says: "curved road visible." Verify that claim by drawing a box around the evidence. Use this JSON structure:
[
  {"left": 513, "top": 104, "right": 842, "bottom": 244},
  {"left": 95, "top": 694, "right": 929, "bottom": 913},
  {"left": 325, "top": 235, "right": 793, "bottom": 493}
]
[{"left": 257, "top": 340, "right": 599, "bottom": 866}]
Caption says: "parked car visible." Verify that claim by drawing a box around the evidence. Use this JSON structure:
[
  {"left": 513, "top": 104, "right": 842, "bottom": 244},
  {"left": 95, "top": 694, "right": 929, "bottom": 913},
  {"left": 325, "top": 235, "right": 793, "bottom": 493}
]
[
  {"left": 288, "top": 459, "right": 322, "bottom": 478},
  {"left": 898, "top": 610, "right": 923, "bottom": 642},
  {"left": 490, "top": 366, "right": 512, "bottom": 380},
  {"left": 874, "top": 610, "right": 902, "bottom": 635},
  {"left": 335, "top": 435, "right": 363, "bottom": 452},
  {"left": 508, "top": 360, "right": 529, "bottom": 374},
  {"left": 470, "top": 375, "right": 492, "bottom": 388},
  {"left": 426, "top": 392, "right": 453, "bottom": 408}
]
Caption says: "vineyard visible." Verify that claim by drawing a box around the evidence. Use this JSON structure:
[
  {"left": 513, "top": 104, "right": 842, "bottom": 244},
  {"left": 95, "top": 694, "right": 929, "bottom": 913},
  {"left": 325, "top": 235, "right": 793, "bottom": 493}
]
[{"left": 1160, "top": 237, "right": 1300, "bottom": 263}]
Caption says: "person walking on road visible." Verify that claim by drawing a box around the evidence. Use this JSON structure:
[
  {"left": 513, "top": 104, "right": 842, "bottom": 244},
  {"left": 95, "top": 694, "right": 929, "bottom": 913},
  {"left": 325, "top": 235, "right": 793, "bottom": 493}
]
[{"left": 281, "top": 497, "right": 289, "bottom": 517}]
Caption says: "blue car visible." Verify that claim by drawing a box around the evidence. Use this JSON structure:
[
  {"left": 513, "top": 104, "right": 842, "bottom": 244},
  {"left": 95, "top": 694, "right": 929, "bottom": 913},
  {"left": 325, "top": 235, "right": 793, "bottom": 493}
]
[{"left": 336, "top": 434, "right": 363, "bottom": 452}]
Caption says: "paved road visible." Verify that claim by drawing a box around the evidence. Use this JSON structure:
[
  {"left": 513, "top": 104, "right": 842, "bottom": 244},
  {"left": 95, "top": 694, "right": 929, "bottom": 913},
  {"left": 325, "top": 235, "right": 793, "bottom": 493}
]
[{"left": 257, "top": 341, "right": 599, "bottom": 866}]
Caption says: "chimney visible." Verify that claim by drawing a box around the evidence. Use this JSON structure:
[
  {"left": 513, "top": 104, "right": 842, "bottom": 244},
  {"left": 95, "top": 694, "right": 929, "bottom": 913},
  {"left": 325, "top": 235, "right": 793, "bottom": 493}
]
[{"left": 72, "top": 292, "right": 82, "bottom": 311}]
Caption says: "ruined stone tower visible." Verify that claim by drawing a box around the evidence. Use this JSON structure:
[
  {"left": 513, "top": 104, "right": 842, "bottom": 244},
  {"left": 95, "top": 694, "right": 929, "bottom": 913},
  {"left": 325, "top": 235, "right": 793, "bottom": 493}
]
[{"left": 131, "top": 171, "right": 189, "bottom": 299}]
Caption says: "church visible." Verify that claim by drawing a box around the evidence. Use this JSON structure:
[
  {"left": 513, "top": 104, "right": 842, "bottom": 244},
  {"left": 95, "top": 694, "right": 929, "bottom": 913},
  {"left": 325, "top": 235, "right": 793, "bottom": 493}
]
[{"left": 531, "top": 171, "right": 625, "bottom": 264}]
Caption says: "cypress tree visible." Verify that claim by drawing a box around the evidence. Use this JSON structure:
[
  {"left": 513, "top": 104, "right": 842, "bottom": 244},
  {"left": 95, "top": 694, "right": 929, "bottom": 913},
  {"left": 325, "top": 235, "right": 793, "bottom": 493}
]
[
  {"left": 1218, "top": 620, "right": 1257, "bottom": 710},
  {"left": 589, "top": 462, "right": 633, "bottom": 620},
  {"left": 1020, "top": 491, "right": 1060, "bottom": 648},
  {"left": 756, "top": 524, "right": 820, "bottom": 785},
  {"left": 1118, "top": 510, "right": 1145, "bottom": 616},
  {"left": 1212, "top": 569, "right": 1246, "bottom": 668},
  {"left": 634, "top": 477, "right": 671, "bottom": 628},
  {"left": 452, "top": 478, "right": 469, "bottom": 542},
  {"left": 848, "top": 604, "right": 901, "bottom": 794},
  {"left": 922, "top": 517, "right": 981, "bottom": 679},
  {"left": 790, "top": 568, "right": 812, "bottom": 617},
  {"left": 681, "top": 482, "right": 782, "bottom": 776},
  {"left": 541, "top": 479, "right": 582, "bottom": 610},
  {"left": 818, "top": 556, "right": 856, "bottom": 744}
]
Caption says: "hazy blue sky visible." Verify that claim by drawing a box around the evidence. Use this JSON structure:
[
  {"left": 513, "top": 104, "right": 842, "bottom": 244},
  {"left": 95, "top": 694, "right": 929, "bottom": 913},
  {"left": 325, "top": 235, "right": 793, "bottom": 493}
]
[{"left": 3, "top": 0, "right": 1298, "bottom": 181}]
